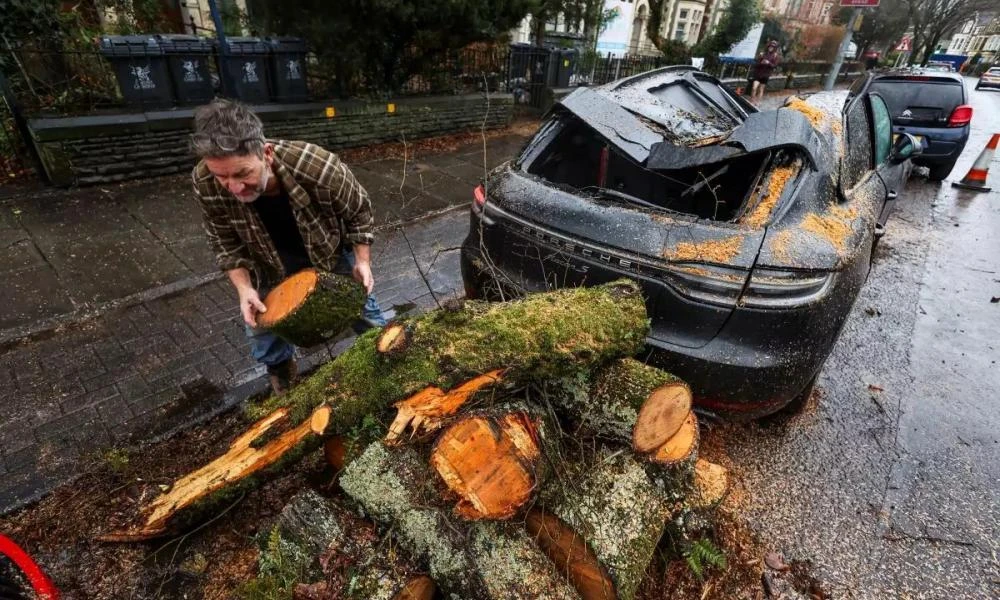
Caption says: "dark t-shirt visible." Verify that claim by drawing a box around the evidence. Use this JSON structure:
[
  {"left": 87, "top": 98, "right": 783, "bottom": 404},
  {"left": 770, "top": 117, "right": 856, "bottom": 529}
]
[
  {"left": 252, "top": 190, "right": 313, "bottom": 276},
  {"left": 753, "top": 50, "right": 782, "bottom": 79}
]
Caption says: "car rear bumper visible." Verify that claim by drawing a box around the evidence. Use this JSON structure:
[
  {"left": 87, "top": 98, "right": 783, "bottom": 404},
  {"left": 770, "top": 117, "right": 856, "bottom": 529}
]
[
  {"left": 896, "top": 125, "right": 969, "bottom": 165},
  {"left": 461, "top": 218, "right": 871, "bottom": 420},
  {"left": 977, "top": 80, "right": 1000, "bottom": 89}
]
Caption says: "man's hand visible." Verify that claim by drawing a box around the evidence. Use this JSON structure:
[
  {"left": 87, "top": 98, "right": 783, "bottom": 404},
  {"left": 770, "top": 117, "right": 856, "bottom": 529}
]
[
  {"left": 351, "top": 244, "right": 375, "bottom": 294},
  {"left": 239, "top": 288, "right": 267, "bottom": 327},
  {"left": 353, "top": 260, "right": 374, "bottom": 294}
]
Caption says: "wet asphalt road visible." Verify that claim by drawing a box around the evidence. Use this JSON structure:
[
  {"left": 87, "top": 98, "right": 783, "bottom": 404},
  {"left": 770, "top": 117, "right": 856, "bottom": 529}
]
[{"left": 716, "top": 78, "right": 1000, "bottom": 598}]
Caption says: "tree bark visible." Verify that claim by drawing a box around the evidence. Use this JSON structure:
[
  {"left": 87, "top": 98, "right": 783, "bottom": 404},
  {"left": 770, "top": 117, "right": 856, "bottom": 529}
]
[
  {"left": 259, "top": 269, "right": 367, "bottom": 348},
  {"left": 101, "top": 280, "right": 647, "bottom": 541},
  {"left": 340, "top": 442, "right": 581, "bottom": 600},
  {"left": 533, "top": 449, "right": 674, "bottom": 600},
  {"left": 263, "top": 489, "right": 435, "bottom": 600}
]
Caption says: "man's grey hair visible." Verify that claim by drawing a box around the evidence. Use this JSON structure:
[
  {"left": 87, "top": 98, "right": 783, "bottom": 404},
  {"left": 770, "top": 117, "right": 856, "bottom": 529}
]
[{"left": 191, "top": 98, "right": 266, "bottom": 158}]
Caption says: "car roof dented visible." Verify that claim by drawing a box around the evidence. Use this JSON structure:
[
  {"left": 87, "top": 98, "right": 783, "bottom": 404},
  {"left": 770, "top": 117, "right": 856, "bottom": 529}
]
[{"left": 554, "top": 67, "right": 823, "bottom": 169}]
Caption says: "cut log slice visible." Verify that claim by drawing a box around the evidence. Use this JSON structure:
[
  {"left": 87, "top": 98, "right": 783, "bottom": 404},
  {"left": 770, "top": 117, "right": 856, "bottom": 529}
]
[
  {"left": 537, "top": 450, "right": 672, "bottom": 600},
  {"left": 376, "top": 322, "right": 412, "bottom": 356},
  {"left": 551, "top": 358, "right": 690, "bottom": 454},
  {"left": 97, "top": 405, "right": 331, "bottom": 541},
  {"left": 632, "top": 382, "right": 692, "bottom": 453},
  {"left": 525, "top": 508, "right": 617, "bottom": 600},
  {"left": 430, "top": 411, "right": 542, "bottom": 520},
  {"left": 340, "top": 442, "right": 581, "bottom": 599},
  {"left": 258, "top": 268, "right": 367, "bottom": 347},
  {"left": 650, "top": 411, "right": 699, "bottom": 467}
]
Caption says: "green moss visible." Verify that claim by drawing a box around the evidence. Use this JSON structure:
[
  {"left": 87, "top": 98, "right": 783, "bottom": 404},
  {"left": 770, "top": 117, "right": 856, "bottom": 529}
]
[{"left": 237, "top": 527, "right": 310, "bottom": 600}]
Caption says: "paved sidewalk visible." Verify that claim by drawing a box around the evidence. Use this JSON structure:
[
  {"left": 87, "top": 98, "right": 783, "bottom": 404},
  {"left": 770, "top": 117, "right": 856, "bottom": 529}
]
[{"left": 0, "top": 130, "right": 530, "bottom": 513}]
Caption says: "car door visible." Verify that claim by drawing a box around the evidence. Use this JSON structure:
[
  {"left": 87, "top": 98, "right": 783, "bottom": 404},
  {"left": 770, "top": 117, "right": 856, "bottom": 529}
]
[
  {"left": 840, "top": 82, "right": 889, "bottom": 228},
  {"left": 869, "top": 93, "right": 910, "bottom": 225}
]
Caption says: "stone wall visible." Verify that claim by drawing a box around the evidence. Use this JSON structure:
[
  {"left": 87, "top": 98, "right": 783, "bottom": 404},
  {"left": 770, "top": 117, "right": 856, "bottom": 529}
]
[{"left": 28, "top": 94, "right": 514, "bottom": 186}]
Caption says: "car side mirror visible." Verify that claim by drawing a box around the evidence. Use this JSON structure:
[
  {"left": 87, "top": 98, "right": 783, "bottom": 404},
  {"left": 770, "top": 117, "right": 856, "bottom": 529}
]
[{"left": 889, "top": 132, "right": 922, "bottom": 164}]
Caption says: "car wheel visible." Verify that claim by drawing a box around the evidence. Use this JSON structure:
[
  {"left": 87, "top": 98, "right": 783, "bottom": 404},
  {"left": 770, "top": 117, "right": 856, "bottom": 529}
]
[
  {"left": 927, "top": 161, "right": 956, "bottom": 181},
  {"left": 759, "top": 375, "right": 818, "bottom": 423},
  {"left": 976, "top": 84, "right": 981, "bottom": 90}
]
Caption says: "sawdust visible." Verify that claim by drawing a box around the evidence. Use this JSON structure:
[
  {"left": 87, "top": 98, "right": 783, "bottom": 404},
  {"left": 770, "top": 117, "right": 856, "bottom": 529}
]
[
  {"left": 743, "top": 162, "right": 801, "bottom": 229},
  {"left": 785, "top": 98, "right": 829, "bottom": 130},
  {"left": 768, "top": 229, "right": 796, "bottom": 263},
  {"left": 665, "top": 235, "right": 744, "bottom": 263},
  {"left": 801, "top": 205, "right": 858, "bottom": 255}
]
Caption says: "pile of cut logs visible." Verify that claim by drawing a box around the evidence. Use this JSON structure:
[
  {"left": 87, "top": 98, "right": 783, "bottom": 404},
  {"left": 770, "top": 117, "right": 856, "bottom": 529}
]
[{"left": 101, "top": 277, "right": 729, "bottom": 599}]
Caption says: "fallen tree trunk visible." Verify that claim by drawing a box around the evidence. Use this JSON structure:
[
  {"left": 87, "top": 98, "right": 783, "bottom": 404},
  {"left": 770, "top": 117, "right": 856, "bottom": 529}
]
[
  {"left": 264, "top": 489, "right": 436, "bottom": 600},
  {"left": 533, "top": 449, "right": 674, "bottom": 600},
  {"left": 101, "top": 281, "right": 647, "bottom": 541},
  {"left": 259, "top": 268, "right": 367, "bottom": 347},
  {"left": 340, "top": 442, "right": 581, "bottom": 599}
]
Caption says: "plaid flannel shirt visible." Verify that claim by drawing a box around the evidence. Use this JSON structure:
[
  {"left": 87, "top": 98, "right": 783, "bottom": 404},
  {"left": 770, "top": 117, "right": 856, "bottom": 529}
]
[{"left": 193, "top": 140, "right": 375, "bottom": 288}]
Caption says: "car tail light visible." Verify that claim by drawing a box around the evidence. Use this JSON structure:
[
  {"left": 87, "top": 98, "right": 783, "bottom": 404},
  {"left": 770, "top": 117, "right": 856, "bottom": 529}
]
[
  {"left": 667, "top": 263, "right": 747, "bottom": 306},
  {"left": 740, "top": 268, "right": 834, "bottom": 308},
  {"left": 948, "top": 105, "right": 973, "bottom": 127},
  {"left": 667, "top": 265, "right": 834, "bottom": 308},
  {"left": 473, "top": 184, "right": 486, "bottom": 208}
]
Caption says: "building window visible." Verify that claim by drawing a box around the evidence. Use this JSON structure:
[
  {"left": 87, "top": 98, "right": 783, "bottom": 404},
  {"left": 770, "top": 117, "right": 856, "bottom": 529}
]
[
  {"left": 675, "top": 23, "right": 686, "bottom": 40},
  {"left": 679, "top": 8, "right": 689, "bottom": 19}
]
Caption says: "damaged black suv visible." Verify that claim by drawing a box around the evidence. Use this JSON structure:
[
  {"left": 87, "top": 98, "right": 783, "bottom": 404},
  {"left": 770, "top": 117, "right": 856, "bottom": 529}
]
[{"left": 460, "top": 67, "right": 921, "bottom": 419}]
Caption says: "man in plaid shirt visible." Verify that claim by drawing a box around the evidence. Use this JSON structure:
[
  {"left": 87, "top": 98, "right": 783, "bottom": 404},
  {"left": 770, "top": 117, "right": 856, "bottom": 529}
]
[{"left": 191, "top": 99, "right": 386, "bottom": 394}]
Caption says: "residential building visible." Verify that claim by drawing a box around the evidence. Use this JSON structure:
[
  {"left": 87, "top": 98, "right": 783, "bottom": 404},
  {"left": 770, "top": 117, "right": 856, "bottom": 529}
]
[{"left": 513, "top": 0, "right": 732, "bottom": 57}]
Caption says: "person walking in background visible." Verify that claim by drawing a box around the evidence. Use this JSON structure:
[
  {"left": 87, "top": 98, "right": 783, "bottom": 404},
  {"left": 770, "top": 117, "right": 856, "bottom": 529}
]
[{"left": 751, "top": 40, "right": 782, "bottom": 104}]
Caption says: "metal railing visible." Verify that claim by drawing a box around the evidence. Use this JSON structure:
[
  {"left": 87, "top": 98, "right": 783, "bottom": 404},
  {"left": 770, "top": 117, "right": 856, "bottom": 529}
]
[{"left": 1, "top": 37, "right": 866, "bottom": 119}]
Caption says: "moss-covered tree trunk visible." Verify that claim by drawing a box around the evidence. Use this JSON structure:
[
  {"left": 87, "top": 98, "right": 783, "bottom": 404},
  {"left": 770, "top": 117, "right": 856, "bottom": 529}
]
[
  {"left": 254, "top": 489, "right": 435, "bottom": 600},
  {"left": 533, "top": 449, "right": 674, "bottom": 600},
  {"left": 102, "top": 281, "right": 648, "bottom": 542},
  {"left": 340, "top": 442, "right": 582, "bottom": 600}
]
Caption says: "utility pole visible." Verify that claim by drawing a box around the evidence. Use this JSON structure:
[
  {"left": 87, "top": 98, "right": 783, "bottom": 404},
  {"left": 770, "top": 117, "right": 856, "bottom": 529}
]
[
  {"left": 825, "top": 7, "right": 863, "bottom": 91},
  {"left": 207, "top": 0, "right": 231, "bottom": 96}
]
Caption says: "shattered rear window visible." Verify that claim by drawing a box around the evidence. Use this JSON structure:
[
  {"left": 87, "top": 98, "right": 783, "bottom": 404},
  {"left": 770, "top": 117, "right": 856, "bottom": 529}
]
[{"left": 523, "top": 114, "right": 778, "bottom": 222}]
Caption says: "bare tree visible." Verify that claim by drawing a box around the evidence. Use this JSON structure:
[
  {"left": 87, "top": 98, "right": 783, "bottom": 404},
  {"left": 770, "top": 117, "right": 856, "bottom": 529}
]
[{"left": 905, "top": 0, "right": 994, "bottom": 65}]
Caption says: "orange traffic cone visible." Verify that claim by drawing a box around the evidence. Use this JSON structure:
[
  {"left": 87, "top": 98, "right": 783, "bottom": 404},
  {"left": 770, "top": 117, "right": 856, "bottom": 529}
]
[{"left": 952, "top": 133, "right": 999, "bottom": 192}]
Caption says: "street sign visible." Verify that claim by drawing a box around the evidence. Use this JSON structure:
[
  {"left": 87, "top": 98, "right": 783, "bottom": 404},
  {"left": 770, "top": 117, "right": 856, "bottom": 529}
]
[
  {"left": 896, "top": 36, "right": 912, "bottom": 52},
  {"left": 839, "top": 0, "right": 879, "bottom": 6}
]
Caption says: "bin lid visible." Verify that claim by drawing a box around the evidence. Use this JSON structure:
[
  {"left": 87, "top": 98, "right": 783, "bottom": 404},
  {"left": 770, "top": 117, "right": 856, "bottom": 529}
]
[
  {"left": 217, "top": 36, "right": 270, "bottom": 55},
  {"left": 264, "top": 36, "right": 307, "bottom": 52},
  {"left": 156, "top": 34, "right": 213, "bottom": 53},
  {"left": 99, "top": 35, "right": 164, "bottom": 56}
]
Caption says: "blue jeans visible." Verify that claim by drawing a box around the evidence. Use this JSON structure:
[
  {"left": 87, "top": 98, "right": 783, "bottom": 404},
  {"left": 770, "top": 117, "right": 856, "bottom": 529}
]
[{"left": 245, "top": 249, "right": 387, "bottom": 366}]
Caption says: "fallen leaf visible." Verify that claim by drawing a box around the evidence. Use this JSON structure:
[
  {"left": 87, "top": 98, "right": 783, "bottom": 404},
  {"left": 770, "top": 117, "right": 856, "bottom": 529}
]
[
  {"left": 867, "top": 384, "right": 884, "bottom": 392},
  {"left": 764, "top": 551, "right": 791, "bottom": 571}
]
